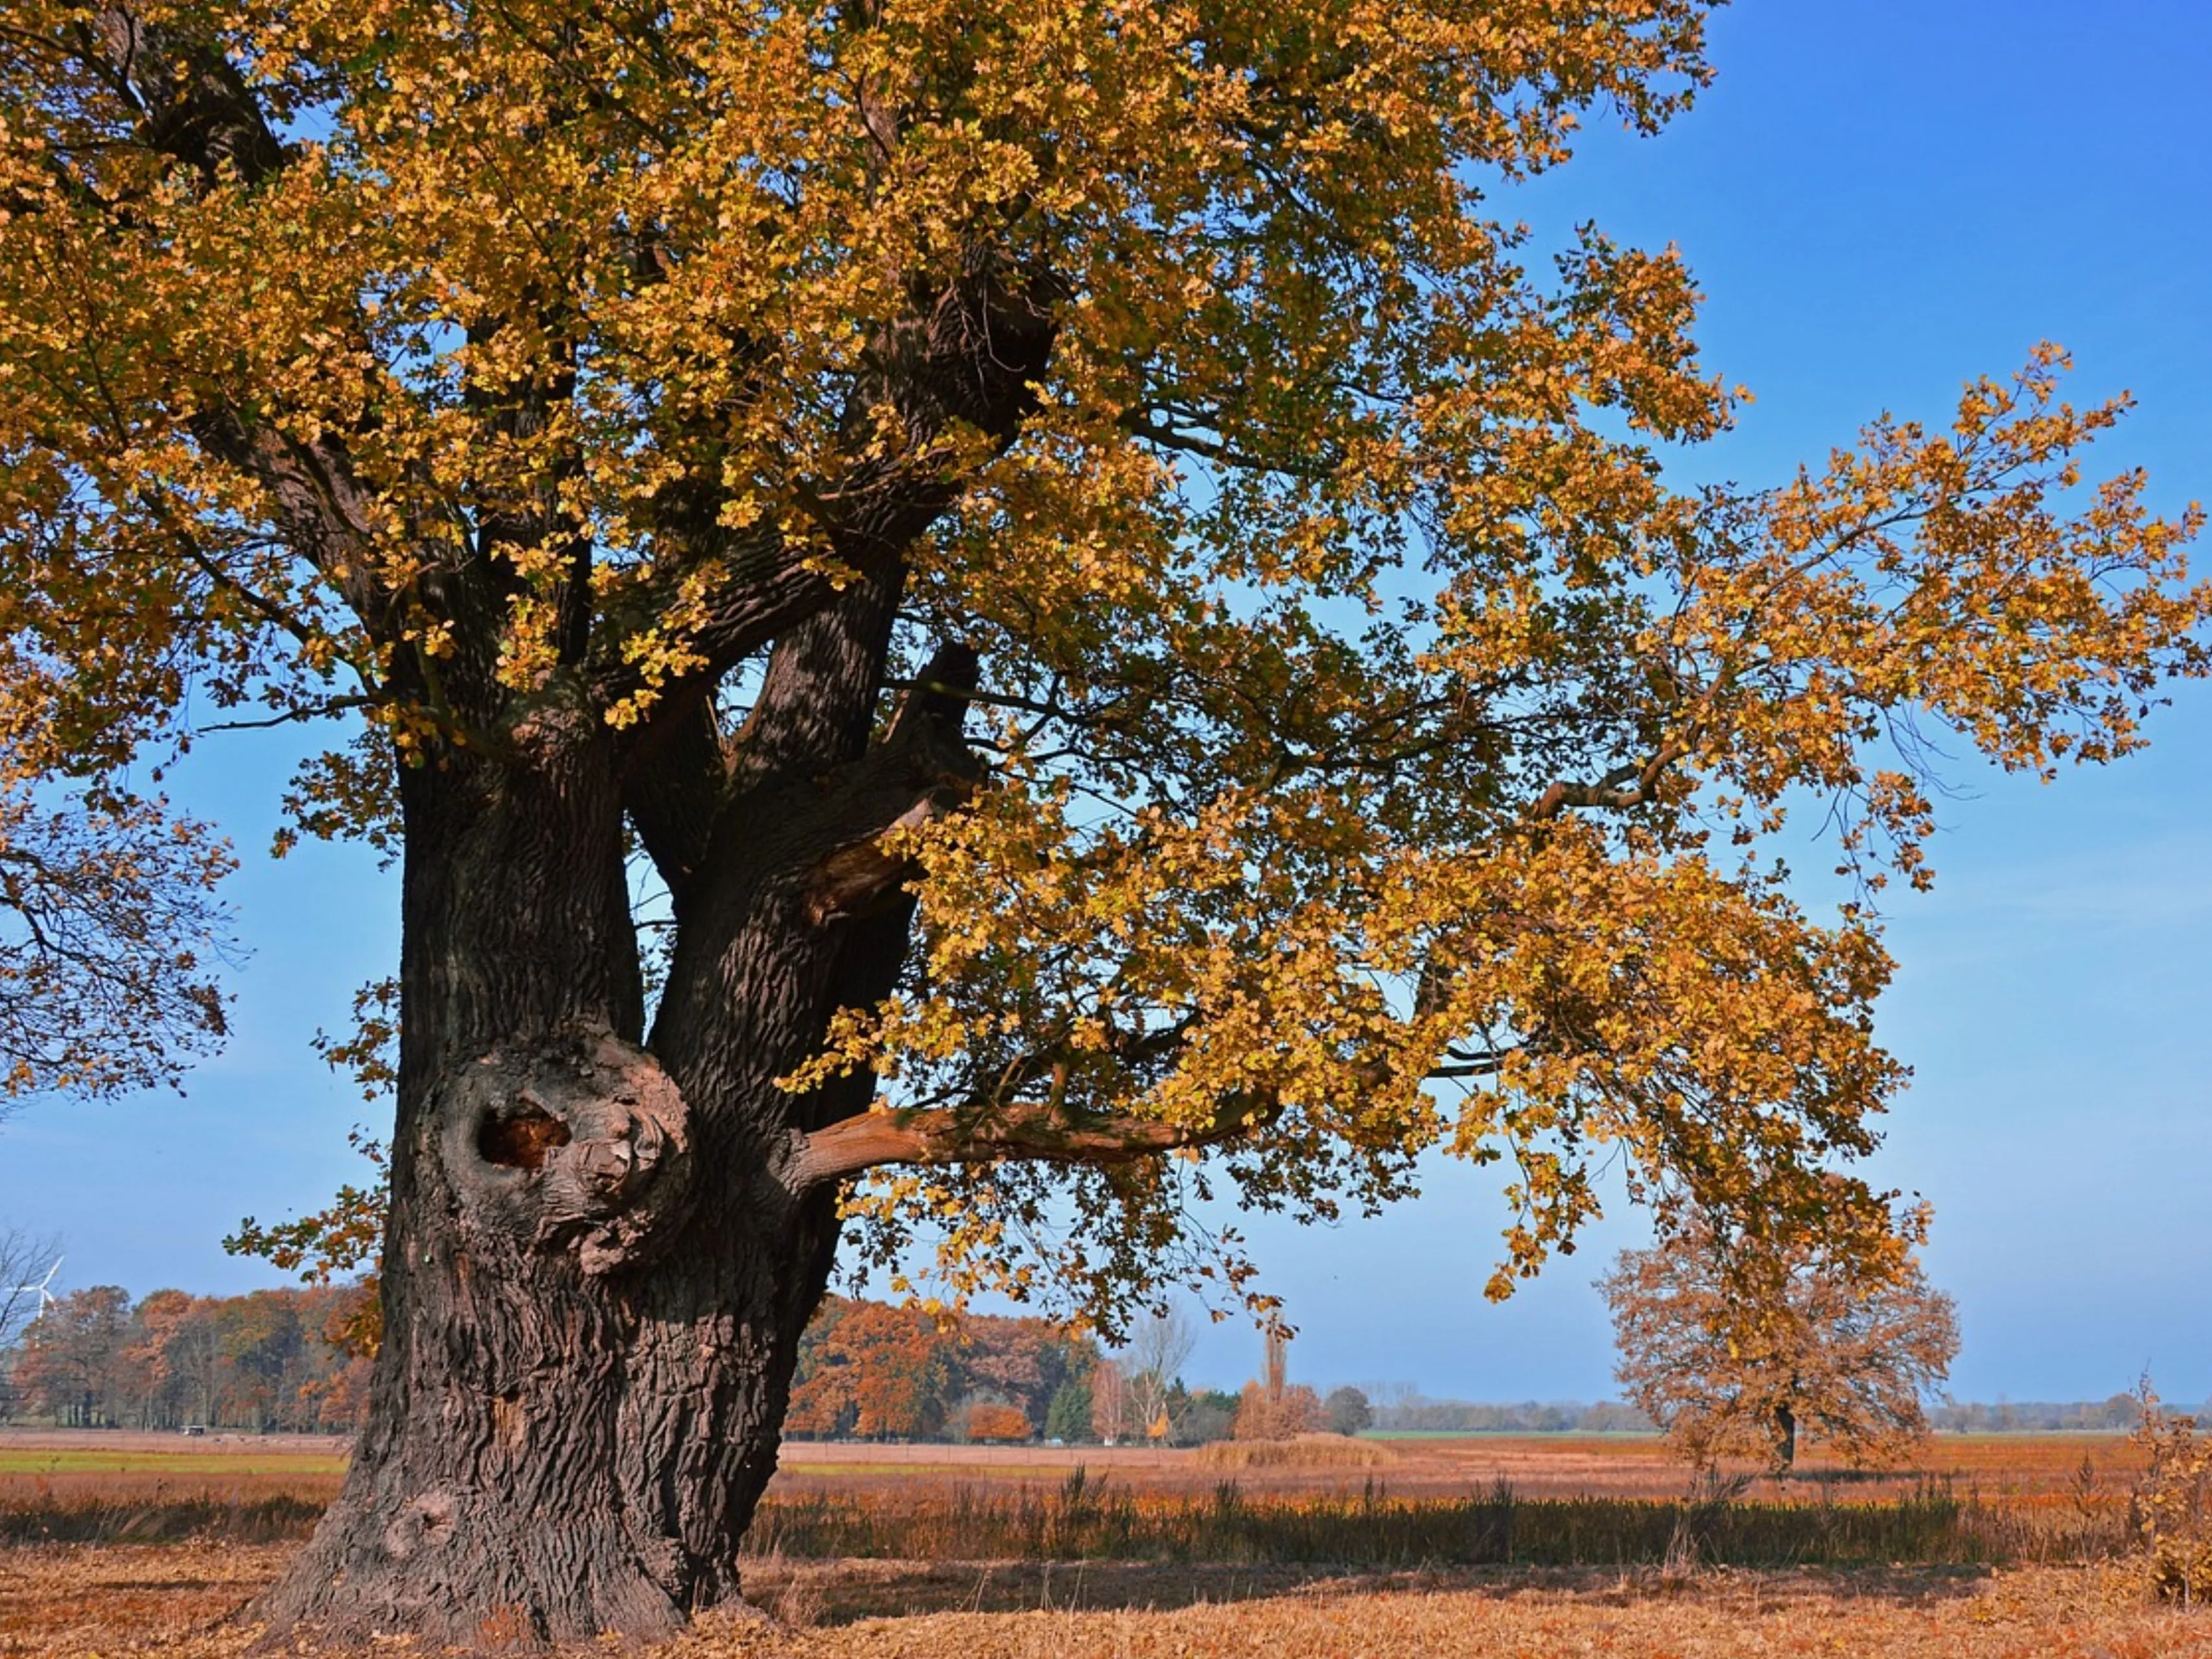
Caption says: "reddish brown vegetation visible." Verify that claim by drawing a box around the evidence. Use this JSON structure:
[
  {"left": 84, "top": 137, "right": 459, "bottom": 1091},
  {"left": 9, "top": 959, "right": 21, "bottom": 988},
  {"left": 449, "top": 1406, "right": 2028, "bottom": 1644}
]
[
  {"left": 786, "top": 1298, "right": 1097, "bottom": 1444},
  {"left": 1231, "top": 1382, "right": 1324, "bottom": 1442},
  {"left": 5, "top": 1286, "right": 372, "bottom": 1432},
  {"left": 963, "top": 1404, "right": 1033, "bottom": 1444},
  {"left": 6, "top": 1430, "right": 2209, "bottom": 1654}
]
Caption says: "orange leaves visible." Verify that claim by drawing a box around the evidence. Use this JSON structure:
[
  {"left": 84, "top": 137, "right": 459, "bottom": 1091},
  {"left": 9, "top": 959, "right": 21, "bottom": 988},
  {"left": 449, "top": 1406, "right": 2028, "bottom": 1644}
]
[
  {"left": 1600, "top": 1202, "right": 1959, "bottom": 1473},
  {"left": 1732, "top": 347, "right": 2205, "bottom": 790},
  {"left": 963, "top": 1401, "right": 1033, "bottom": 1443},
  {"left": 3, "top": 0, "right": 2206, "bottom": 1345},
  {"left": 790, "top": 1298, "right": 960, "bottom": 1441},
  {"left": 786, "top": 1295, "right": 1094, "bottom": 1443}
]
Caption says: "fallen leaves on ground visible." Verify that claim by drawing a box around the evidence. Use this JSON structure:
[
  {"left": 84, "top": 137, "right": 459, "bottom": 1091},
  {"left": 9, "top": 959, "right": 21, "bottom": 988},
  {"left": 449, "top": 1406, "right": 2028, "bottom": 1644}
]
[{"left": 6, "top": 1543, "right": 2212, "bottom": 1658}]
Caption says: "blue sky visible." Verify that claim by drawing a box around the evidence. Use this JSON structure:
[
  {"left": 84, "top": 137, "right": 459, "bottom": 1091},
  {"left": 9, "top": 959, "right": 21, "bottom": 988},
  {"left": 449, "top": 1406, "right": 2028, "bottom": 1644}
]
[{"left": 3, "top": 1, "right": 2209, "bottom": 1406}]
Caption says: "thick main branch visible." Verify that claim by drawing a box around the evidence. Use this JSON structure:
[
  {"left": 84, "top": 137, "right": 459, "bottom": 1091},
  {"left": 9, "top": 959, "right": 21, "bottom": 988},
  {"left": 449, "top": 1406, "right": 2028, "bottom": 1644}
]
[
  {"left": 781, "top": 1089, "right": 1282, "bottom": 1192},
  {"left": 602, "top": 258, "right": 1056, "bottom": 728}
]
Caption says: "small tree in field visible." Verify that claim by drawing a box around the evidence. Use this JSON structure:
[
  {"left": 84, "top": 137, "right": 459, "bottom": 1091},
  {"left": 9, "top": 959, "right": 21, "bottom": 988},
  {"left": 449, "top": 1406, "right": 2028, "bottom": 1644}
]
[
  {"left": 1325, "top": 1386, "right": 1374, "bottom": 1437},
  {"left": 1233, "top": 1378, "right": 1324, "bottom": 1441},
  {"left": 1600, "top": 1203, "right": 1958, "bottom": 1471},
  {"left": 1231, "top": 1324, "right": 1322, "bottom": 1439}
]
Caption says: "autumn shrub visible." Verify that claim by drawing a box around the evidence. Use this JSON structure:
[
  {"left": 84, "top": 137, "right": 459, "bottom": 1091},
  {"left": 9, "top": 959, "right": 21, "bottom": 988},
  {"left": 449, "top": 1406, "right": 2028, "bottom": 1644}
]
[
  {"left": 2130, "top": 1382, "right": 2212, "bottom": 1602},
  {"left": 1231, "top": 1381, "right": 1326, "bottom": 1441},
  {"left": 965, "top": 1402, "right": 1034, "bottom": 1443}
]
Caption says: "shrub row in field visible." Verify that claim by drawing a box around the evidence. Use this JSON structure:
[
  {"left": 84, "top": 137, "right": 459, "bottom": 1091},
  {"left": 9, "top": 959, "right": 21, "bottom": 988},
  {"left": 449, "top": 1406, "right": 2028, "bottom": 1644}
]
[
  {"left": 0, "top": 1472, "right": 2130, "bottom": 1568},
  {"left": 741, "top": 1470, "right": 2128, "bottom": 1570},
  {"left": 0, "top": 1494, "right": 325, "bottom": 1544}
]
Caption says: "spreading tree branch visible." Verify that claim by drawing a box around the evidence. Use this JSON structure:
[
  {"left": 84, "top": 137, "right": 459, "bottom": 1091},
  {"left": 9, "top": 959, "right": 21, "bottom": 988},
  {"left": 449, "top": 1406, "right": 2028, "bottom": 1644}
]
[
  {"left": 1530, "top": 737, "right": 1688, "bottom": 820},
  {"left": 782, "top": 1087, "right": 1283, "bottom": 1192},
  {"left": 599, "top": 258, "right": 1056, "bottom": 724}
]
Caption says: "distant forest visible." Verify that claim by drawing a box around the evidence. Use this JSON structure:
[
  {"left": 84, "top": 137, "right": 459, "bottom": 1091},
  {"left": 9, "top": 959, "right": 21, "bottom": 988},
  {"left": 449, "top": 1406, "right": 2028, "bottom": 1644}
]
[
  {"left": 1359, "top": 1393, "right": 2176, "bottom": 1435},
  {"left": 0, "top": 1284, "right": 372, "bottom": 1432},
  {"left": 787, "top": 1295, "right": 1106, "bottom": 1443},
  {"left": 0, "top": 1285, "right": 2179, "bottom": 1440}
]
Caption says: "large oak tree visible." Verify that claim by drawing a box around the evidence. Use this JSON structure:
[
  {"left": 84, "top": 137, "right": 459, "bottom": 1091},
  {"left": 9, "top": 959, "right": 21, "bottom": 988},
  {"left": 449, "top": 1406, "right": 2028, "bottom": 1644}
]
[{"left": 1, "top": 0, "right": 2204, "bottom": 1642}]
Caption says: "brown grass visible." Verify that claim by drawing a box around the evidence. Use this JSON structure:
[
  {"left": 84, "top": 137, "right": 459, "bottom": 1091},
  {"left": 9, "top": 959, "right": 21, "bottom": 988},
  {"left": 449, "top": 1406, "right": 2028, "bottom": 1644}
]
[
  {"left": 1193, "top": 1433, "right": 1397, "bottom": 1471},
  {"left": 778, "top": 1431, "right": 2145, "bottom": 1505},
  {"left": 743, "top": 1468, "right": 2124, "bottom": 1572},
  {"left": 0, "top": 1429, "right": 2187, "bottom": 1654},
  {"left": 0, "top": 1435, "right": 346, "bottom": 1543}
]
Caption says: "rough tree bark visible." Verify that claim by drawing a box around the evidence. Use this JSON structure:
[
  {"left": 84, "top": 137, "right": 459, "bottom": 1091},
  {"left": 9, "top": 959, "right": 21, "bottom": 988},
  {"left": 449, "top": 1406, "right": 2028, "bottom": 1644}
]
[{"left": 253, "top": 631, "right": 986, "bottom": 1643}]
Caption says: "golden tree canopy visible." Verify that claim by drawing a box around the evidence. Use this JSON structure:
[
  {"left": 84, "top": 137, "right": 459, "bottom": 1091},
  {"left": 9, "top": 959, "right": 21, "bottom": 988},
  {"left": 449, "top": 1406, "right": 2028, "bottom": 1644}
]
[{"left": 2, "top": 0, "right": 2204, "bottom": 1325}]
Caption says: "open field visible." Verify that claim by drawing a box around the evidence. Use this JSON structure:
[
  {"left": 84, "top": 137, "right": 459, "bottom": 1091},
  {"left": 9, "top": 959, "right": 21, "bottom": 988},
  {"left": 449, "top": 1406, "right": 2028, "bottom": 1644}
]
[
  {"left": 0, "top": 1428, "right": 2192, "bottom": 1654},
  {"left": 782, "top": 1430, "right": 2141, "bottom": 1505},
  {"left": 0, "top": 1433, "right": 349, "bottom": 1527},
  {"left": 0, "top": 1433, "right": 2141, "bottom": 1495},
  {"left": 0, "top": 1426, "right": 2137, "bottom": 1509}
]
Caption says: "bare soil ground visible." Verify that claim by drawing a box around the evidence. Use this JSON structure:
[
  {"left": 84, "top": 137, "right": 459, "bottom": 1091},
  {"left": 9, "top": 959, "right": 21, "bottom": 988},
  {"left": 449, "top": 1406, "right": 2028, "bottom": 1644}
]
[{"left": 4, "top": 1541, "right": 2209, "bottom": 1657}]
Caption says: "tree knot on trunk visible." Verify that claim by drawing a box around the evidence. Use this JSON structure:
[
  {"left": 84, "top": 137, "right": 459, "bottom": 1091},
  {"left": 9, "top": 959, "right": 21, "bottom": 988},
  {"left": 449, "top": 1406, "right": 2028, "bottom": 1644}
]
[
  {"left": 437, "top": 1028, "right": 693, "bottom": 1275},
  {"left": 380, "top": 1487, "right": 461, "bottom": 1561}
]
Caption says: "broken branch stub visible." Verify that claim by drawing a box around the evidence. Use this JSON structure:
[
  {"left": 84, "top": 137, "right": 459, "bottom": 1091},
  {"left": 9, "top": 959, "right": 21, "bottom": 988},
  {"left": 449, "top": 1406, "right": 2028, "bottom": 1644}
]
[
  {"left": 438, "top": 1028, "right": 693, "bottom": 1274},
  {"left": 802, "top": 793, "right": 951, "bottom": 925}
]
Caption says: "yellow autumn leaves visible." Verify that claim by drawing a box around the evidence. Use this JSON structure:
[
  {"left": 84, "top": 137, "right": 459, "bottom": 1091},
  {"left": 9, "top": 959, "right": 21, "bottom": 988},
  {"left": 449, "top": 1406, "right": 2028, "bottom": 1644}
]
[{"left": 1, "top": 0, "right": 2203, "bottom": 1332}]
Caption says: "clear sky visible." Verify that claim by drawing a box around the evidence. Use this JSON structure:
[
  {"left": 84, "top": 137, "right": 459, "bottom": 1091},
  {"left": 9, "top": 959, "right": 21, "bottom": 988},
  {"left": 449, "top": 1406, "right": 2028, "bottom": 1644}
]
[{"left": 3, "top": 1, "right": 2207, "bottom": 1407}]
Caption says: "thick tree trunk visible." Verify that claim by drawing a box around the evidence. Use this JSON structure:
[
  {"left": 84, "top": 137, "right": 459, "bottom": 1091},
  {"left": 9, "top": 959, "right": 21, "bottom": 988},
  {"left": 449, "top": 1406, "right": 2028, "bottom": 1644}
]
[{"left": 250, "top": 712, "right": 861, "bottom": 1646}]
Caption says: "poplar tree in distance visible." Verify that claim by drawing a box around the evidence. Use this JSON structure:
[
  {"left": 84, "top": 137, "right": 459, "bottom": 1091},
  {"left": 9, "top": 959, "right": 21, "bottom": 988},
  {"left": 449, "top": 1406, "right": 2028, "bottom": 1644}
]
[{"left": 1, "top": 0, "right": 2204, "bottom": 1642}]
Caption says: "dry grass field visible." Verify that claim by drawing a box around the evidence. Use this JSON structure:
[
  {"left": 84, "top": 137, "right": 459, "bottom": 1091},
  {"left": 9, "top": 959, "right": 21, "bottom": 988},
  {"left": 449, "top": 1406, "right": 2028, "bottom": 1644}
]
[
  {"left": 6, "top": 1542, "right": 2211, "bottom": 1657},
  {"left": 778, "top": 1430, "right": 2139, "bottom": 1503},
  {"left": 1, "top": 1429, "right": 2204, "bottom": 1656},
  {"left": 0, "top": 1429, "right": 2137, "bottom": 1514}
]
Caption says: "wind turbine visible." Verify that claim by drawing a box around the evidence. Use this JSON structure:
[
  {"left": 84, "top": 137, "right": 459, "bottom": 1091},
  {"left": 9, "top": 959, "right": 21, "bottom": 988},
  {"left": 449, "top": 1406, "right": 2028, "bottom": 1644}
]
[{"left": 6, "top": 1257, "right": 62, "bottom": 1320}]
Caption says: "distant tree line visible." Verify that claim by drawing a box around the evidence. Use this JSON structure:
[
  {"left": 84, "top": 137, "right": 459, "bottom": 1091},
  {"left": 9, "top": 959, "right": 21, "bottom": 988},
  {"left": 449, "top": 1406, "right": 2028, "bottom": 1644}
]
[
  {"left": 787, "top": 1295, "right": 1106, "bottom": 1443},
  {"left": 1362, "top": 1393, "right": 2191, "bottom": 1437},
  {"left": 1927, "top": 1397, "right": 2168, "bottom": 1433},
  {"left": 0, "top": 1284, "right": 374, "bottom": 1432},
  {"left": 1366, "top": 1395, "right": 1657, "bottom": 1433},
  {"left": 4, "top": 1277, "right": 2171, "bottom": 1445},
  {"left": 787, "top": 1298, "right": 1326, "bottom": 1447}
]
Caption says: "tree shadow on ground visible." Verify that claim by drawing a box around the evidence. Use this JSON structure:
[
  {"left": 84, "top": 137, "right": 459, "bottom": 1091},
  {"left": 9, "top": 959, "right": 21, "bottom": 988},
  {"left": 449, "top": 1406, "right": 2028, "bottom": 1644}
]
[{"left": 738, "top": 1557, "right": 2003, "bottom": 1627}]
